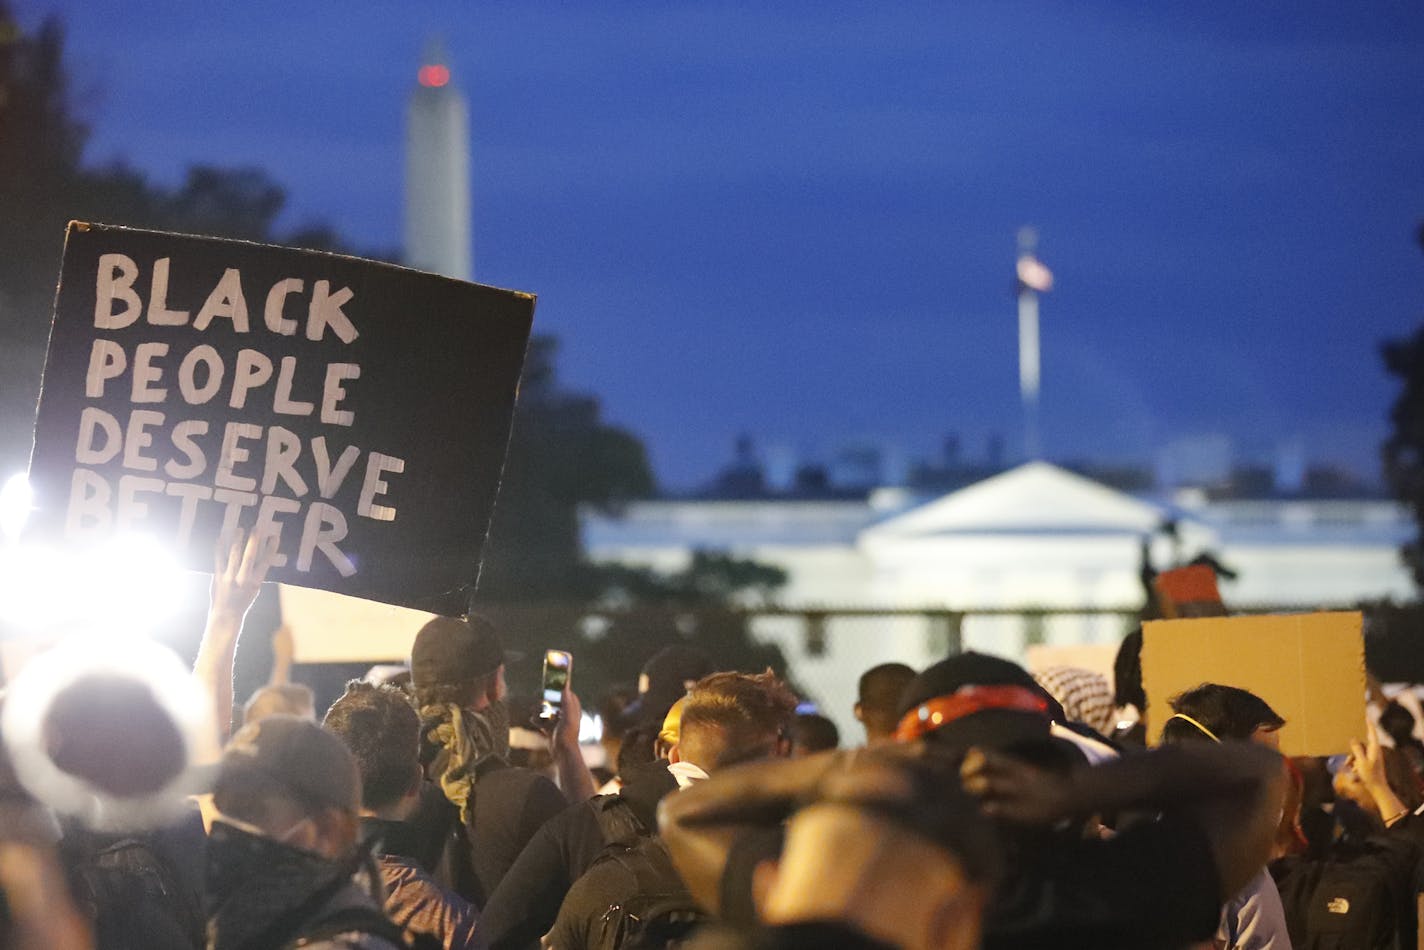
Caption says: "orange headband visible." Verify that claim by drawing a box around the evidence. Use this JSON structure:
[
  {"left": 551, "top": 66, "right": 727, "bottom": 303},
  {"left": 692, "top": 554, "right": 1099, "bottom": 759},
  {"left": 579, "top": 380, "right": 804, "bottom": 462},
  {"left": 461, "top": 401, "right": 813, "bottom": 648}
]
[{"left": 894, "top": 685, "right": 1049, "bottom": 742}]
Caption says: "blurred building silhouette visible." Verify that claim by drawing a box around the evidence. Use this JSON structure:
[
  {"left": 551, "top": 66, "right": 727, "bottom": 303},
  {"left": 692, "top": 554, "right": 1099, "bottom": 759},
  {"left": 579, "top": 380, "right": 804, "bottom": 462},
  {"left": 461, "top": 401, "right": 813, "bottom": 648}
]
[{"left": 584, "top": 459, "right": 1411, "bottom": 736}]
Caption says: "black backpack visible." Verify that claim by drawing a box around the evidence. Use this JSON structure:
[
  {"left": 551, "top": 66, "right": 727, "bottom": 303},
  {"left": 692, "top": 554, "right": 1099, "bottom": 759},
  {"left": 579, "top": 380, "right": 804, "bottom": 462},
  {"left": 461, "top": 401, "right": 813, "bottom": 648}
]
[
  {"left": 1272, "top": 835, "right": 1421, "bottom": 950},
  {"left": 587, "top": 835, "right": 709, "bottom": 950},
  {"left": 68, "top": 835, "right": 206, "bottom": 950}
]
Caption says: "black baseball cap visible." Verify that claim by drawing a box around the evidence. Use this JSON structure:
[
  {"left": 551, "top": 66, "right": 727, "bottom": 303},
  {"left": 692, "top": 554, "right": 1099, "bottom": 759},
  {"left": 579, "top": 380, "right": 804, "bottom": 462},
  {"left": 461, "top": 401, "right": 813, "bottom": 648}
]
[
  {"left": 410, "top": 614, "right": 509, "bottom": 689},
  {"left": 626, "top": 644, "right": 714, "bottom": 726},
  {"left": 216, "top": 715, "right": 360, "bottom": 813}
]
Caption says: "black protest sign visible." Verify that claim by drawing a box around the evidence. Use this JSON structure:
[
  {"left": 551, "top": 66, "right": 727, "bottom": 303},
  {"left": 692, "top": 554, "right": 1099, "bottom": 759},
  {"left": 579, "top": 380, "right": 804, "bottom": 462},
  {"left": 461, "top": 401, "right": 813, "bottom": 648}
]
[{"left": 26, "top": 223, "right": 534, "bottom": 615}]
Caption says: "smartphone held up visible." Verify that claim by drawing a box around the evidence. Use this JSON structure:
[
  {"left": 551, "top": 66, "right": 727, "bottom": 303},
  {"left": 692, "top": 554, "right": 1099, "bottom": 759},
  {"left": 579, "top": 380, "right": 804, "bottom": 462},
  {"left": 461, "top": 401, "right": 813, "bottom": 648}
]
[{"left": 538, "top": 649, "right": 572, "bottom": 727}]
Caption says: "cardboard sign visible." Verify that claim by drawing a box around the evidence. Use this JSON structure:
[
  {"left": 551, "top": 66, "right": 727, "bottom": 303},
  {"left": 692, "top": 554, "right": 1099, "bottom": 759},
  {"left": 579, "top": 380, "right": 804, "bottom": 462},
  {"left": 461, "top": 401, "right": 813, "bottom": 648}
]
[
  {"left": 26, "top": 223, "right": 534, "bottom": 615},
  {"left": 277, "top": 584, "right": 432, "bottom": 664},
  {"left": 1142, "top": 612, "right": 1365, "bottom": 757}
]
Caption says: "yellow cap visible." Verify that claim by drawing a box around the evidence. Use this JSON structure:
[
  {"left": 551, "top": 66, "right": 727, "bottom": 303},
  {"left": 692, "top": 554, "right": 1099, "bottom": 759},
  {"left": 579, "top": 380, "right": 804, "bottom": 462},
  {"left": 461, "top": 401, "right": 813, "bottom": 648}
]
[{"left": 658, "top": 697, "right": 686, "bottom": 748}]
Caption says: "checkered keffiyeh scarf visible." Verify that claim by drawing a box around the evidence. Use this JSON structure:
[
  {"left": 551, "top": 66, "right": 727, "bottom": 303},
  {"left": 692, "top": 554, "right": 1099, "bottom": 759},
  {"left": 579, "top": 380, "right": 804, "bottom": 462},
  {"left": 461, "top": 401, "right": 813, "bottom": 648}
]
[{"left": 1034, "top": 666, "right": 1115, "bottom": 736}]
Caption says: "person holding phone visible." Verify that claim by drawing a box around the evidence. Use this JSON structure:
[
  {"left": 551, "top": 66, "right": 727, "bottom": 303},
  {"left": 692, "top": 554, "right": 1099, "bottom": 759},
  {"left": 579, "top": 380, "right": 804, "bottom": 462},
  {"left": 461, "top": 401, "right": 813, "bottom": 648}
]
[{"left": 408, "top": 617, "right": 594, "bottom": 907}]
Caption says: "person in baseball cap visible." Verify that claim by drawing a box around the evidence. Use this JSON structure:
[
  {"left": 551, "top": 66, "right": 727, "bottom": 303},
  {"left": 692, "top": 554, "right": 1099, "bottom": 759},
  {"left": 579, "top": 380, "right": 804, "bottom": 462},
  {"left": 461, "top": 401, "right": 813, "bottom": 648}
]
[
  {"left": 214, "top": 715, "right": 361, "bottom": 836},
  {"left": 408, "top": 615, "right": 571, "bottom": 905},
  {"left": 896, "top": 652, "right": 1284, "bottom": 949},
  {"left": 409, "top": 615, "right": 514, "bottom": 783},
  {"left": 893, "top": 651, "right": 1069, "bottom": 763},
  {"left": 618, "top": 643, "right": 714, "bottom": 728},
  {"left": 206, "top": 715, "right": 404, "bottom": 950}
]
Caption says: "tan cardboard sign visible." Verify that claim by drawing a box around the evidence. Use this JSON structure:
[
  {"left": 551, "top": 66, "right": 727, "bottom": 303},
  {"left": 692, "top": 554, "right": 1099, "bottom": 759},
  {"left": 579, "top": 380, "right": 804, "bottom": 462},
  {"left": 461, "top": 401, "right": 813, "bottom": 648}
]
[
  {"left": 1142, "top": 611, "right": 1365, "bottom": 757},
  {"left": 277, "top": 583, "right": 433, "bottom": 664}
]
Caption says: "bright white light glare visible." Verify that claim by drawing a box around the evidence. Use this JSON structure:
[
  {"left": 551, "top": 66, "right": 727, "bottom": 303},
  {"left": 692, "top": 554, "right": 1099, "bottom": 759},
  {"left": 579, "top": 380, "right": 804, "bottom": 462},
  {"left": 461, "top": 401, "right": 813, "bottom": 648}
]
[
  {"left": 87, "top": 533, "right": 186, "bottom": 634},
  {"left": 1, "top": 634, "right": 217, "bottom": 831},
  {"left": 0, "top": 472, "right": 32, "bottom": 540},
  {"left": 0, "top": 533, "right": 187, "bottom": 638},
  {"left": 580, "top": 711, "right": 603, "bottom": 744}
]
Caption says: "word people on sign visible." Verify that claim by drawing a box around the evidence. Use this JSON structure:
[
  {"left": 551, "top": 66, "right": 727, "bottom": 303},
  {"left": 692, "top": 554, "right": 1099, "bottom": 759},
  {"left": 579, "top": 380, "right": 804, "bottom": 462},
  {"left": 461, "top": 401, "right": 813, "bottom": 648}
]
[{"left": 69, "top": 255, "right": 389, "bottom": 575}]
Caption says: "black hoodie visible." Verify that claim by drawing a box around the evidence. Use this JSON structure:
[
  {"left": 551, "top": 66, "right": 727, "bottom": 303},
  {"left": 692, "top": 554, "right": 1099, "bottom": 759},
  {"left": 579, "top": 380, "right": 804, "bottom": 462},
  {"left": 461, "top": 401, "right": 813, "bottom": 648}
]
[
  {"left": 204, "top": 820, "right": 402, "bottom": 950},
  {"left": 479, "top": 760, "right": 680, "bottom": 950}
]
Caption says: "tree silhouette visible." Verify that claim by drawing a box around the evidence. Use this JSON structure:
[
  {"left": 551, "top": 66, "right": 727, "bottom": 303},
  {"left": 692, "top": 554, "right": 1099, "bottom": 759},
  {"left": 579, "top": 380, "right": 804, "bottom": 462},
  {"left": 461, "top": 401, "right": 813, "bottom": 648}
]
[
  {"left": 1382, "top": 222, "right": 1424, "bottom": 587},
  {"left": 0, "top": 2, "right": 352, "bottom": 472},
  {"left": 474, "top": 335, "right": 656, "bottom": 603}
]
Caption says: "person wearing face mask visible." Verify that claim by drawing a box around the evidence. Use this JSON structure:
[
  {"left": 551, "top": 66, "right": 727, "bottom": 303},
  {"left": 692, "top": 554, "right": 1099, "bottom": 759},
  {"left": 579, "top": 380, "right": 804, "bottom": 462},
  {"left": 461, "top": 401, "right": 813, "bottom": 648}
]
[
  {"left": 407, "top": 615, "right": 585, "bottom": 908},
  {"left": 1160, "top": 683, "right": 1293, "bottom": 950},
  {"left": 205, "top": 714, "right": 406, "bottom": 950}
]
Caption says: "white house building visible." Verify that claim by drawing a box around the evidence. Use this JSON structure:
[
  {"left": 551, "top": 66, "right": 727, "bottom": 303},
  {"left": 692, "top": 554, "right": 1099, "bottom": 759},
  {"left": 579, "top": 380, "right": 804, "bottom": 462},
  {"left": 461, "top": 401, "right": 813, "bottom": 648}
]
[{"left": 582, "top": 462, "right": 1415, "bottom": 737}]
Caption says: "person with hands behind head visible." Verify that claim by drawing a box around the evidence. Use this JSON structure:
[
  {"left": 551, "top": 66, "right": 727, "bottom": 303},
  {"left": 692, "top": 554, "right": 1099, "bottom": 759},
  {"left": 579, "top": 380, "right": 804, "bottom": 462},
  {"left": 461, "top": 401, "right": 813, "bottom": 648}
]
[
  {"left": 659, "top": 744, "right": 1000, "bottom": 950},
  {"left": 664, "top": 652, "right": 1287, "bottom": 950},
  {"left": 962, "top": 740, "right": 1287, "bottom": 950},
  {"left": 767, "top": 747, "right": 999, "bottom": 950}
]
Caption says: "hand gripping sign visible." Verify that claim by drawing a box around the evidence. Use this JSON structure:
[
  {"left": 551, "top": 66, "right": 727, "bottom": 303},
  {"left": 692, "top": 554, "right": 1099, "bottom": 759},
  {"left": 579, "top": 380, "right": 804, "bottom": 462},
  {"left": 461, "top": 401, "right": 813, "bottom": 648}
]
[{"left": 25, "top": 223, "right": 534, "bottom": 616}]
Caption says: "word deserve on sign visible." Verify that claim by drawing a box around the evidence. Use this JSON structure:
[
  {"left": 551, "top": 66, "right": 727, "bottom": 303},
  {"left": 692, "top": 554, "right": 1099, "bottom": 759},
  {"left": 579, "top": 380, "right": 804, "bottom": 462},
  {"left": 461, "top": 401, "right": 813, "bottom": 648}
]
[{"left": 26, "top": 223, "right": 534, "bottom": 615}]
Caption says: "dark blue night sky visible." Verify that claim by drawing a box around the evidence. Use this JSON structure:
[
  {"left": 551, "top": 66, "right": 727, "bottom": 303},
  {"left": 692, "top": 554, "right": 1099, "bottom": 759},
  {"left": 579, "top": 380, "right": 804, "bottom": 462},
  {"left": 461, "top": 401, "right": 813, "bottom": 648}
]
[{"left": 26, "top": 1, "right": 1424, "bottom": 489}]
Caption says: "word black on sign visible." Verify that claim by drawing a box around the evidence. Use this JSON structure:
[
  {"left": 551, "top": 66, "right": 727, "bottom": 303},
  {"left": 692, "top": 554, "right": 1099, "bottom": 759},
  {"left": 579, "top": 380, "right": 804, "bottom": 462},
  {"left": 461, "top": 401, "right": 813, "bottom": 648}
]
[{"left": 27, "top": 223, "right": 535, "bottom": 616}]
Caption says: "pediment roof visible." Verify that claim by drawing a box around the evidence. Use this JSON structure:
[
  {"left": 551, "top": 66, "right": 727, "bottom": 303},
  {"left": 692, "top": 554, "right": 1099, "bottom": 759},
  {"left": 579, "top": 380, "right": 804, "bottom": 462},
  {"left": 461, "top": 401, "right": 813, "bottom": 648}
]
[{"left": 862, "top": 461, "right": 1179, "bottom": 539}]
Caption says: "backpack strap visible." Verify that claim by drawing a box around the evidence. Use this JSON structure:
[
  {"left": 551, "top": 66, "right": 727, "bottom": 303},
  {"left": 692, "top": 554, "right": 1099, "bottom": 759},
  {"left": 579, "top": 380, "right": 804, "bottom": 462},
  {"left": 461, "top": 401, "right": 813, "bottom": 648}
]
[
  {"left": 595, "top": 836, "right": 685, "bottom": 899},
  {"left": 593, "top": 795, "right": 649, "bottom": 846},
  {"left": 289, "top": 906, "right": 412, "bottom": 948}
]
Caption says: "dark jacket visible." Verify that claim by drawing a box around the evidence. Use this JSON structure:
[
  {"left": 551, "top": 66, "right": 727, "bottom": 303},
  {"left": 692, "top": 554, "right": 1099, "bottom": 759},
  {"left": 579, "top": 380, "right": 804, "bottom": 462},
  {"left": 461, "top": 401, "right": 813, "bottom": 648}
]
[
  {"left": 481, "top": 761, "right": 680, "bottom": 950},
  {"left": 205, "top": 820, "right": 403, "bottom": 950},
  {"left": 411, "top": 765, "right": 568, "bottom": 908},
  {"left": 1270, "top": 808, "right": 1424, "bottom": 950},
  {"left": 61, "top": 812, "right": 208, "bottom": 950}
]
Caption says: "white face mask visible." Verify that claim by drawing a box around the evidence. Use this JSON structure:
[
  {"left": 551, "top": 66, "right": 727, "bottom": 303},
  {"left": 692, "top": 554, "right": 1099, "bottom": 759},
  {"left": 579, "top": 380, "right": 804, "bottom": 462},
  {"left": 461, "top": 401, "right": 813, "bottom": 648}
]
[{"left": 211, "top": 809, "right": 316, "bottom": 849}]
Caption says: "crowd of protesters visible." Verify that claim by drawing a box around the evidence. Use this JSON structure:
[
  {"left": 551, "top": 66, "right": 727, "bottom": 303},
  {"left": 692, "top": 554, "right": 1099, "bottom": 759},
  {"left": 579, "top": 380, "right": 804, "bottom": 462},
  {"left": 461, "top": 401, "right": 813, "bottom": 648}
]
[{"left": 4, "top": 532, "right": 1424, "bottom": 950}]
